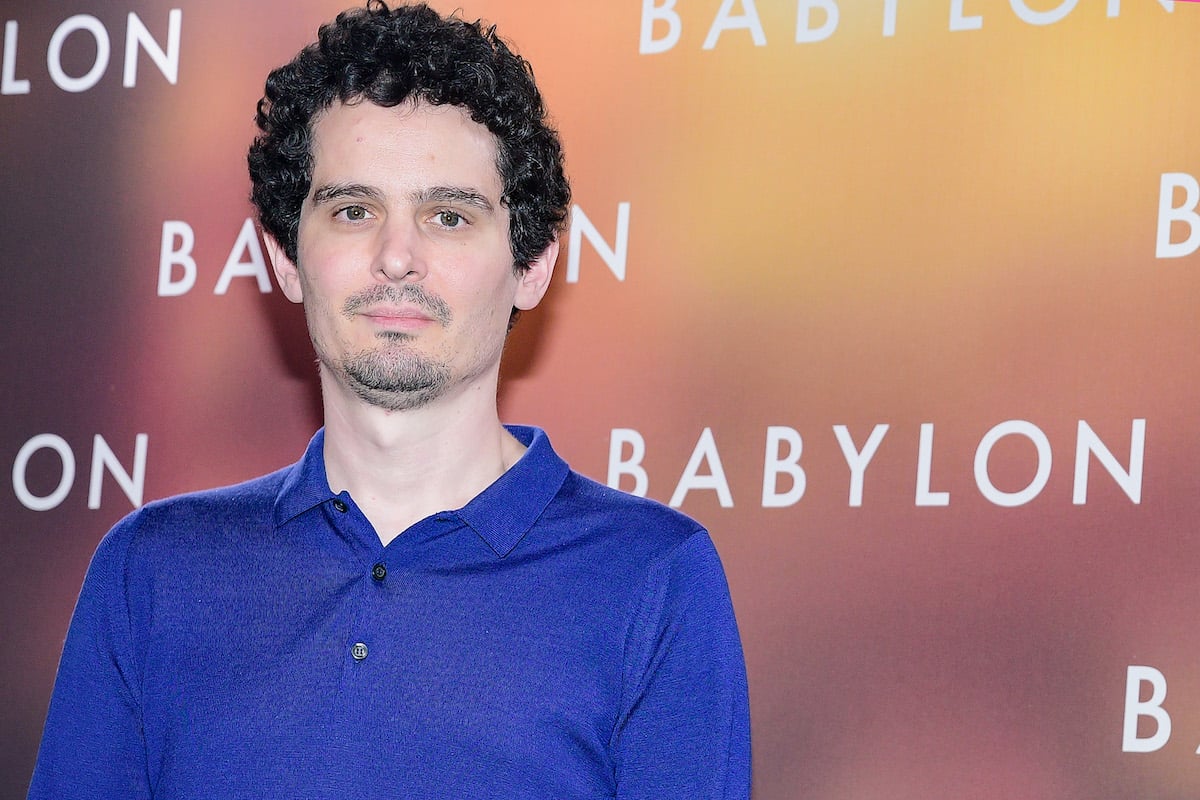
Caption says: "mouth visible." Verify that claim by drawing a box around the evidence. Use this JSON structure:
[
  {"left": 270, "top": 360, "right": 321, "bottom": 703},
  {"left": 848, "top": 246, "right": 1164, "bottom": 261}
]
[
  {"left": 359, "top": 306, "right": 437, "bottom": 331},
  {"left": 342, "top": 285, "right": 453, "bottom": 327}
]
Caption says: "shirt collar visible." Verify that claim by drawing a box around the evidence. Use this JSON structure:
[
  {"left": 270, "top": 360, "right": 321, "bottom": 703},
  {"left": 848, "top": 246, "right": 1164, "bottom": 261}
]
[
  {"left": 454, "top": 425, "right": 570, "bottom": 557},
  {"left": 274, "top": 428, "right": 335, "bottom": 527},
  {"left": 273, "top": 425, "right": 570, "bottom": 558}
]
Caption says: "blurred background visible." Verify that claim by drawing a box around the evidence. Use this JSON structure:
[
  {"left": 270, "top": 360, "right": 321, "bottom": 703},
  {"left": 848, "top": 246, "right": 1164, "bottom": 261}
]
[{"left": 2, "top": 1, "right": 1199, "bottom": 797}]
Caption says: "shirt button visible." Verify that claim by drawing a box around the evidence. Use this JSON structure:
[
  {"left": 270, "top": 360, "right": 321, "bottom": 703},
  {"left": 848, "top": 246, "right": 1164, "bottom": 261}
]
[
  {"left": 351, "top": 642, "right": 368, "bottom": 661},
  {"left": 332, "top": 499, "right": 348, "bottom": 513},
  {"left": 371, "top": 563, "right": 387, "bottom": 581}
]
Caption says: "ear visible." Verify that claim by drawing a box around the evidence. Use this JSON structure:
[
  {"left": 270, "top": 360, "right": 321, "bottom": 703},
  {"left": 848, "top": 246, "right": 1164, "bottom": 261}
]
[
  {"left": 263, "top": 231, "right": 304, "bottom": 304},
  {"left": 513, "top": 238, "right": 559, "bottom": 311}
]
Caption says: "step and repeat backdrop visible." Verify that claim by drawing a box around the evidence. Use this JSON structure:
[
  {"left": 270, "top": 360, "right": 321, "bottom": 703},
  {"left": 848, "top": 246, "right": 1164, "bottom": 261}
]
[{"left": 3, "top": 1, "right": 1199, "bottom": 797}]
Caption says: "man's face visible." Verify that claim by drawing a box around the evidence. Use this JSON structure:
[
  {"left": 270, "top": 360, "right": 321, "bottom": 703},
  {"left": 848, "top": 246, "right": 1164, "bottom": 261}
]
[{"left": 267, "top": 99, "right": 555, "bottom": 411}]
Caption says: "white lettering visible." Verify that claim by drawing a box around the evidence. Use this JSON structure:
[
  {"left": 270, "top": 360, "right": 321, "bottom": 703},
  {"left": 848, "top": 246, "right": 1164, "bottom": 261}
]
[
  {"left": 123, "top": 10, "right": 182, "bottom": 87},
  {"left": 1008, "top": 0, "right": 1078, "bottom": 26},
  {"left": 47, "top": 15, "right": 111, "bottom": 93},
  {"left": 974, "top": 420, "right": 1051, "bottom": 507},
  {"left": 13, "top": 434, "right": 75, "bottom": 512},
  {"left": 833, "top": 424, "right": 888, "bottom": 507},
  {"left": 607, "top": 428, "right": 649, "bottom": 496},
  {"left": 670, "top": 427, "right": 734, "bottom": 508},
  {"left": 949, "top": 0, "right": 983, "bottom": 30},
  {"left": 158, "top": 220, "right": 197, "bottom": 296},
  {"left": 703, "top": 0, "right": 767, "bottom": 50},
  {"left": 2, "top": 21, "right": 30, "bottom": 95},
  {"left": 89, "top": 434, "right": 148, "bottom": 509},
  {"left": 762, "top": 426, "right": 805, "bottom": 508},
  {"left": 214, "top": 218, "right": 271, "bottom": 294},
  {"left": 915, "top": 422, "right": 950, "bottom": 506},
  {"left": 639, "top": 0, "right": 682, "bottom": 55},
  {"left": 1155, "top": 172, "right": 1200, "bottom": 259},
  {"left": 1073, "top": 419, "right": 1144, "bottom": 505},
  {"left": 603, "top": 419, "right": 1148, "bottom": 509},
  {"left": 13, "top": 434, "right": 148, "bottom": 511},
  {"left": 1123, "top": 666, "right": 1171, "bottom": 753},
  {"left": 1108, "top": 0, "right": 1173, "bottom": 13},
  {"left": 796, "top": 0, "right": 838, "bottom": 43},
  {"left": 566, "top": 203, "right": 630, "bottom": 283},
  {"left": 882, "top": 0, "right": 898, "bottom": 36}
]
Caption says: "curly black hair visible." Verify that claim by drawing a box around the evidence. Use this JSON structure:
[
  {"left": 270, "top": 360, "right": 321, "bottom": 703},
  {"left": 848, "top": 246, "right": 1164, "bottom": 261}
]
[{"left": 247, "top": 1, "right": 570, "bottom": 272}]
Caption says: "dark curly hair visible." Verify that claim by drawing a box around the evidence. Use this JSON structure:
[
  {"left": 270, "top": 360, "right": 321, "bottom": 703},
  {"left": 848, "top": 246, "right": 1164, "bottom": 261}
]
[{"left": 247, "top": 1, "right": 570, "bottom": 272}]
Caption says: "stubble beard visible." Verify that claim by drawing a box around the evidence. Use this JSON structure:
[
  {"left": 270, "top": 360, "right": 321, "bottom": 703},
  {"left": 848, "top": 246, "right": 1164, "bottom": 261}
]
[
  {"left": 335, "top": 333, "right": 452, "bottom": 412},
  {"left": 314, "top": 283, "right": 455, "bottom": 412}
]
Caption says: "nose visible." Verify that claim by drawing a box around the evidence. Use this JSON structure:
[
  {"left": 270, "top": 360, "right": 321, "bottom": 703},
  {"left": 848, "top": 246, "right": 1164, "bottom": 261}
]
[{"left": 374, "top": 220, "right": 427, "bottom": 282}]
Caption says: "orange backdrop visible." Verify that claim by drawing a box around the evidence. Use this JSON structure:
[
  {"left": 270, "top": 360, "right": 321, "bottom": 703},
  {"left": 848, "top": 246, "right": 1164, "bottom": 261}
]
[{"left": 3, "top": 1, "right": 1200, "bottom": 797}]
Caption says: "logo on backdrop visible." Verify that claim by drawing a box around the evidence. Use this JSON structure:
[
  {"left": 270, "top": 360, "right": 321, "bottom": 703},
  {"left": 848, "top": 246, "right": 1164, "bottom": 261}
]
[
  {"left": 157, "top": 202, "right": 633, "bottom": 296},
  {"left": 608, "top": 419, "right": 1146, "bottom": 509},
  {"left": 158, "top": 219, "right": 272, "bottom": 297},
  {"left": 566, "top": 203, "right": 630, "bottom": 284},
  {"left": 1156, "top": 172, "right": 1200, "bottom": 259},
  {"left": 10, "top": 433, "right": 148, "bottom": 512},
  {"left": 638, "top": 0, "right": 1177, "bottom": 53},
  {"left": 2, "top": 10, "right": 181, "bottom": 95},
  {"left": 1123, "top": 666, "right": 1199, "bottom": 755}
]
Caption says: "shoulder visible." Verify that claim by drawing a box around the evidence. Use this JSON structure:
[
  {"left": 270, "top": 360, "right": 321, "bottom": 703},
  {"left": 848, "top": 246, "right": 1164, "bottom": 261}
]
[
  {"left": 140, "top": 466, "right": 289, "bottom": 520},
  {"left": 540, "top": 469, "right": 727, "bottom": 586},
  {"left": 93, "top": 466, "right": 292, "bottom": 567},
  {"left": 511, "top": 425, "right": 715, "bottom": 567},
  {"left": 551, "top": 469, "right": 706, "bottom": 545}
]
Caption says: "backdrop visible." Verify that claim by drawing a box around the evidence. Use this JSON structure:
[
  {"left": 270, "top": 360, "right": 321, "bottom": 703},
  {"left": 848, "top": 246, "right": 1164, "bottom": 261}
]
[{"left": 3, "top": 1, "right": 1200, "bottom": 797}]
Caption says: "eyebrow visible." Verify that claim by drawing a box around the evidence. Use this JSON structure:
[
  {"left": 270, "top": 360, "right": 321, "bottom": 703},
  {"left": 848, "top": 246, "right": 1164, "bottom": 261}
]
[
  {"left": 310, "top": 183, "right": 496, "bottom": 213},
  {"left": 311, "top": 183, "right": 385, "bottom": 206},
  {"left": 412, "top": 186, "right": 495, "bottom": 212}
]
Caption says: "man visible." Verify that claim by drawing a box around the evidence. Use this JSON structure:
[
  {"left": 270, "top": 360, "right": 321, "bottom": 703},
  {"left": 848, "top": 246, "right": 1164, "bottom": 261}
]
[{"left": 29, "top": 3, "right": 750, "bottom": 798}]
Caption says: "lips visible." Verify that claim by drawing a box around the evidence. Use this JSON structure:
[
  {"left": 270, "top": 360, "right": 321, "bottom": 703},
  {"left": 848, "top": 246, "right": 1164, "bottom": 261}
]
[
  {"left": 358, "top": 305, "right": 438, "bottom": 331},
  {"left": 342, "top": 284, "right": 453, "bottom": 325},
  {"left": 360, "top": 306, "right": 433, "bottom": 322}
]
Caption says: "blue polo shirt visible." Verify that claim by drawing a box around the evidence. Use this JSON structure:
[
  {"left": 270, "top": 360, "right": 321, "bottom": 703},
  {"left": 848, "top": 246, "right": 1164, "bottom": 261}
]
[{"left": 30, "top": 426, "right": 750, "bottom": 799}]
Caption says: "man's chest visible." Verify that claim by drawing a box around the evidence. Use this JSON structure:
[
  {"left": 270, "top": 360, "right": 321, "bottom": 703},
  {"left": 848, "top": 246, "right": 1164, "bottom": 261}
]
[{"left": 136, "top": 544, "right": 628, "bottom": 798}]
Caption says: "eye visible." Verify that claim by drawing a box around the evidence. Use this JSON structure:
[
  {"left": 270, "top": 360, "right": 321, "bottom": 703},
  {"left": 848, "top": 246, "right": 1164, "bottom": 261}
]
[
  {"left": 435, "top": 209, "right": 465, "bottom": 228},
  {"left": 335, "top": 205, "right": 373, "bottom": 222}
]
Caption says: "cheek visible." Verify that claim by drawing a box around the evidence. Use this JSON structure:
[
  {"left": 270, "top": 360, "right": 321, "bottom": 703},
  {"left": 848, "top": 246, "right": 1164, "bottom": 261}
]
[
  {"left": 477, "top": 280, "right": 519, "bottom": 330},
  {"left": 297, "top": 270, "right": 328, "bottom": 313},
  {"left": 295, "top": 268, "right": 349, "bottom": 343},
  {"left": 446, "top": 260, "right": 516, "bottom": 312},
  {"left": 296, "top": 242, "right": 352, "bottom": 307}
]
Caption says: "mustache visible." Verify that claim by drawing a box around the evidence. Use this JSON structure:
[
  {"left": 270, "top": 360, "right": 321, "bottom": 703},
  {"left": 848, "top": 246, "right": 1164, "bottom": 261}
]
[{"left": 342, "top": 284, "right": 452, "bottom": 326}]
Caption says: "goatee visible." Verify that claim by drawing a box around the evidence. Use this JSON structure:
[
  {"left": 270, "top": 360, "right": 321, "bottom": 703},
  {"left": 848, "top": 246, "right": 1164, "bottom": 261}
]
[
  {"left": 340, "top": 336, "right": 451, "bottom": 411},
  {"left": 332, "top": 283, "right": 454, "bottom": 411}
]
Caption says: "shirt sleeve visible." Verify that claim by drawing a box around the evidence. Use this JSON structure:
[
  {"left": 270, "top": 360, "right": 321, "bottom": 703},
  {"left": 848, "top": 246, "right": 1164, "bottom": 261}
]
[
  {"left": 612, "top": 530, "right": 752, "bottom": 800},
  {"left": 28, "top": 518, "right": 152, "bottom": 800}
]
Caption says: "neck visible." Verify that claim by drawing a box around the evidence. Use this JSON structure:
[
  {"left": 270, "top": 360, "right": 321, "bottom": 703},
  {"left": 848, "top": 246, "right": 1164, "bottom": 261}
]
[{"left": 318, "top": 366, "right": 524, "bottom": 545}]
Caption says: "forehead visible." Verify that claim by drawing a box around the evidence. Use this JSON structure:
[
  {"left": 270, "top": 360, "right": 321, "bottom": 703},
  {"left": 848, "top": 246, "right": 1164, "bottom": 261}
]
[{"left": 308, "top": 99, "right": 502, "bottom": 196}]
